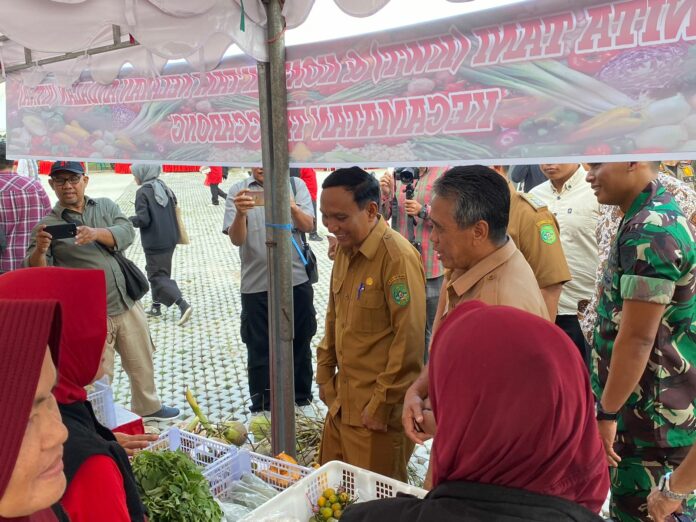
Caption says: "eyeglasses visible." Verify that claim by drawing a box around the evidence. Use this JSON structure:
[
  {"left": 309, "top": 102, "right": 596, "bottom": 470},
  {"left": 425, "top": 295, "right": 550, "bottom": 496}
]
[{"left": 52, "top": 176, "right": 82, "bottom": 186}]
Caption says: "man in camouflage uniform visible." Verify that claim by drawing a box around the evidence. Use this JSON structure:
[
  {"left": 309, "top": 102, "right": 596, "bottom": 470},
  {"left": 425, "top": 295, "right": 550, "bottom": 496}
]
[
  {"left": 579, "top": 170, "right": 696, "bottom": 346},
  {"left": 586, "top": 161, "right": 696, "bottom": 521}
]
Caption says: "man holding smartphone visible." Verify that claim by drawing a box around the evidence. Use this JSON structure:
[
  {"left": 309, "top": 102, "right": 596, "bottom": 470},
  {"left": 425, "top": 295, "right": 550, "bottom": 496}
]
[
  {"left": 25, "top": 161, "right": 179, "bottom": 421},
  {"left": 223, "top": 167, "right": 317, "bottom": 417}
]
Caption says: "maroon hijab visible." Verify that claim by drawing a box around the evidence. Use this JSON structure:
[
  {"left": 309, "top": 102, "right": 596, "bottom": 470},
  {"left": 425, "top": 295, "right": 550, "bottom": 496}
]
[
  {"left": 429, "top": 301, "right": 609, "bottom": 513},
  {"left": 0, "top": 268, "right": 107, "bottom": 405},
  {"left": 0, "top": 298, "right": 62, "bottom": 522}
]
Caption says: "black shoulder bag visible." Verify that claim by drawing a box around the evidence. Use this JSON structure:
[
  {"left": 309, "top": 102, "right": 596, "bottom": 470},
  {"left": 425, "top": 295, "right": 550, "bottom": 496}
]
[{"left": 64, "top": 215, "right": 149, "bottom": 301}]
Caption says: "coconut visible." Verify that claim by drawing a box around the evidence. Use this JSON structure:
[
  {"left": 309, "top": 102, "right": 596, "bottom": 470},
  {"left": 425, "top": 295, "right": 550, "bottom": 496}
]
[
  {"left": 249, "top": 415, "right": 272, "bottom": 441},
  {"left": 222, "top": 421, "right": 248, "bottom": 446}
]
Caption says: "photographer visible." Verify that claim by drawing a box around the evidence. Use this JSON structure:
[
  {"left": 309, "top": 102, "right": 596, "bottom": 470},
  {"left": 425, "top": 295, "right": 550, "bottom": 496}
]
[{"left": 380, "top": 167, "right": 445, "bottom": 359}]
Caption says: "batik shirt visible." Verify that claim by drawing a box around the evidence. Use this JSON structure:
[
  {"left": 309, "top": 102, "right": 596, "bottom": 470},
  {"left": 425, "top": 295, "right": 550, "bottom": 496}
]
[{"left": 592, "top": 181, "right": 696, "bottom": 448}]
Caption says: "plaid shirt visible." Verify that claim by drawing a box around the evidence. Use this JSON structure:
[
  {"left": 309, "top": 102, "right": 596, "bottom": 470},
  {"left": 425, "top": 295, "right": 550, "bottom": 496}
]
[
  {"left": 0, "top": 172, "right": 51, "bottom": 273},
  {"left": 382, "top": 167, "right": 446, "bottom": 279}
]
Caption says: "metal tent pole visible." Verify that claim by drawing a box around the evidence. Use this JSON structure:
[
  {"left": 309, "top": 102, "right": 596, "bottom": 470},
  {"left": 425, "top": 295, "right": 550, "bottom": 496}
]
[{"left": 259, "top": 0, "right": 296, "bottom": 457}]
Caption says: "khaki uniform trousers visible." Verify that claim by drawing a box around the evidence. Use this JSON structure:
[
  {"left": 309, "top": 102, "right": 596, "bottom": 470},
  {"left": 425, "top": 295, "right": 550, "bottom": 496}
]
[
  {"left": 319, "top": 411, "right": 415, "bottom": 482},
  {"left": 103, "top": 301, "right": 161, "bottom": 416}
]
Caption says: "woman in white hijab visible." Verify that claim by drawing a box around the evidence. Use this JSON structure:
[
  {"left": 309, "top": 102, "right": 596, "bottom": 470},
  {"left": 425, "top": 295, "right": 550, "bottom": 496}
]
[{"left": 130, "top": 164, "right": 192, "bottom": 326}]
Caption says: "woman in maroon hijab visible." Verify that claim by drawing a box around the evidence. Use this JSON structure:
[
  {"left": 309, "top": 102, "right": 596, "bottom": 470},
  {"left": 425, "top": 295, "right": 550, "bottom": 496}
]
[
  {"left": 343, "top": 301, "right": 610, "bottom": 521},
  {"left": 0, "top": 297, "right": 68, "bottom": 522},
  {"left": 0, "top": 268, "right": 148, "bottom": 522}
]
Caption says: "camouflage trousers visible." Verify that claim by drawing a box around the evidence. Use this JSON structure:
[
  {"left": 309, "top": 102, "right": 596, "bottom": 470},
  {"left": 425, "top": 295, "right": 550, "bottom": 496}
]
[{"left": 610, "top": 443, "right": 694, "bottom": 521}]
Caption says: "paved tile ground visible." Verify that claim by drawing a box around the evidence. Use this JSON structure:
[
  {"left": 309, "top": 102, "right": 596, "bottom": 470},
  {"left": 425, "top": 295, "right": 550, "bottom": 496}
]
[
  {"left": 74, "top": 171, "right": 431, "bottom": 482},
  {"left": 109, "top": 171, "right": 330, "bottom": 421}
]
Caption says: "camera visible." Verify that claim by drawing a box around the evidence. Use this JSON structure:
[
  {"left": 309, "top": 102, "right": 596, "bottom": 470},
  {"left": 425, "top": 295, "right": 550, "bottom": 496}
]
[
  {"left": 395, "top": 167, "right": 420, "bottom": 200},
  {"left": 394, "top": 167, "right": 420, "bottom": 184},
  {"left": 391, "top": 167, "right": 422, "bottom": 254}
]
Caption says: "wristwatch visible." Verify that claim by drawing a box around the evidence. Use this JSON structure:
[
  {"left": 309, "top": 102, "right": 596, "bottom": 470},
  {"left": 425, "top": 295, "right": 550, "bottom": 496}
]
[
  {"left": 658, "top": 472, "right": 693, "bottom": 501},
  {"left": 596, "top": 402, "right": 618, "bottom": 421},
  {"left": 418, "top": 204, "right": 429, "bottom": 220}
]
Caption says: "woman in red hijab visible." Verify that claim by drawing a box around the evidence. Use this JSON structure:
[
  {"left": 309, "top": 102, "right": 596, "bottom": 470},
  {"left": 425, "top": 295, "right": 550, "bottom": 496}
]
[
  {"left": 0, "top": 268, "right": 147, "bottom": 522},
  {"left": 0, "top": 297, "right": 68, "bottom": 522},
  {"left": 343, "top": 301, "right": 609, "bottom": 521}
]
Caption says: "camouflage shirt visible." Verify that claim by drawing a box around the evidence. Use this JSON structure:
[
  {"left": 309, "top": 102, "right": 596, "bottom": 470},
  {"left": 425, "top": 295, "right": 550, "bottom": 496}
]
[{"left": 592, "top": 181, "right": 696, "bottom": 448}]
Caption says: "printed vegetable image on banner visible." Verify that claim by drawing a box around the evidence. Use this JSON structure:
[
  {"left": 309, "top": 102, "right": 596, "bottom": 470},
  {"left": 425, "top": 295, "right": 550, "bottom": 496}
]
[{"left": 7, "top": 0, "right": 696, "bottom": 165}]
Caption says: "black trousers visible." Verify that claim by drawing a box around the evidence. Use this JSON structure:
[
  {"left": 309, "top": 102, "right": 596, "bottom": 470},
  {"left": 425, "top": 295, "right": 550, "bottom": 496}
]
[
  {"left": 144, "top": 248, "right": 182, "bottom": 307},
  {"left": 555, "top": 314, "right": 590, "bottom": 369},
  {"left": 240, "top": 281, "right": 316, "bottom": 412},
  {"left": 209, "top": 184, "right": 226, "bottom": 203}
]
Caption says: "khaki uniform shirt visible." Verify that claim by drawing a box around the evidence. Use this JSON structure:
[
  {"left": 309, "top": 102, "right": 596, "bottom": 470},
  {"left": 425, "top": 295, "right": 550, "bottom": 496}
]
[
  {"left": 317, "top": 216, "right": 426, "bottom": 429},
  {"left": 432, "top": 239, "right": 549, "bottom": 336},
  {"left": 508, "top": 182, "right": 572, "bottom": 289}
]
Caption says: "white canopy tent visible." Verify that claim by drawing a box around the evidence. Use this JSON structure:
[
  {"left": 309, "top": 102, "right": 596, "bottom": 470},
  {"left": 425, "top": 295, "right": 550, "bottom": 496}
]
[{"left": 0, "top": 0, "right": 491, "bottom": 84}]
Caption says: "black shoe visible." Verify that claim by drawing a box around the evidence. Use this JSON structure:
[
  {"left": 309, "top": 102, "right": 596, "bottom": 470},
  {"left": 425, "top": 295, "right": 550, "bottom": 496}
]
[
  {"left": 212, "top": 200, "right": 220, "bottom": 206},
  {"left": 177, "top": 300, "right": 192, "bottom": 326},
  {"left": 309, "top": 233, "right": 323, "bottom": 242},
  {"left": 146, "top": 304, "right": 161, "bottom": 317}
]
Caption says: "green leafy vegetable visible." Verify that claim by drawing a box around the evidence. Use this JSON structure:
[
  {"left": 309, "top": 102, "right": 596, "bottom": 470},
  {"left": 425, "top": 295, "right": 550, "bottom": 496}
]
[{"left": 131, "top": 450, "right": 223, "bottom": 522}]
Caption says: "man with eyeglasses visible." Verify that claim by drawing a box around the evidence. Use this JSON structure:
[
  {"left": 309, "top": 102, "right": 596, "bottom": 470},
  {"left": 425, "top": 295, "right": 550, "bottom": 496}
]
[{"left": 25, "top": 161, "right": 179, "bottom": 421}]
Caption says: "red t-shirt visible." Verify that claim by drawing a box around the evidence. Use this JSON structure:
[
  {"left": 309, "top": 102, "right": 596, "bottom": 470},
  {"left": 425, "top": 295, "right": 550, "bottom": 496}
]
[
  {"left": 204, "top": 166, "right": 223, "bottom": 186},
  {"left": 61, "top": 455, "right": 131, "bottom": 521},
  {"left": 300, "top": 168, "right": 318, "bottom": 201}
]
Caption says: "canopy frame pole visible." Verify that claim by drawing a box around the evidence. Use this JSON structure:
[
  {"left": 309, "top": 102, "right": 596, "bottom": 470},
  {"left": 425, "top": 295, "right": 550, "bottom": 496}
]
[
  {"left": 259, "top": 0, "right": 296, "bottom": 457},
  {"left": 3, "top": 26, "right": 137, "bottom": 75}
]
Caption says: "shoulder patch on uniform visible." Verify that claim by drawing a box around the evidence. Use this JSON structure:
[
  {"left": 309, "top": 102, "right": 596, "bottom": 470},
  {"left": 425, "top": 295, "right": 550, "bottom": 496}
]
[
  {"left": 538, "top": 223, "right": 558, "bottom": 245},
  {"left": 690, "top": 212, "right": 696, "bottom": 227},
  {"left": 390, "top": 282, "right": 410, "bottom": 307},
  {"left": 383, "top": 233, "right": 405, "bottom": 260},
  {"left": 520, "top": 192, "right": 548, "bottom": 211},
  {"left": 387, "top": 274, "right": 406, "bottom": 286}
]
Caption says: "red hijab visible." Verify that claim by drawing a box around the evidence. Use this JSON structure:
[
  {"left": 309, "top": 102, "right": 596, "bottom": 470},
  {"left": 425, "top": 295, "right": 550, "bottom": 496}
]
[
  {"left": 0, "top": 298, "right": 61, "bottom": 522},
  {"left": 0, "top": 268, "right": 107, "bottom": 404},
  {"left": 429, "top": 301, "right": 609, "bottom": 513}
]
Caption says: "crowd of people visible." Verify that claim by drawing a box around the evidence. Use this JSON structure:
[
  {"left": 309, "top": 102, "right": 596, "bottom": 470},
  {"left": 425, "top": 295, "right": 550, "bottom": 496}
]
[{"left": 2, "top": 142, "right": 696, "bottom": 522}]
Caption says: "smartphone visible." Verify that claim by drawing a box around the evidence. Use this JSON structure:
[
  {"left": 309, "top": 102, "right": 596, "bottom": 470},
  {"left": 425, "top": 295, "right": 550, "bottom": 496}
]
[
  {"left": 248, "top": 189, "right": 265, "bottom": 206},
  {"left": 44, "top": 223, "right": 77, "bottom": 240}
]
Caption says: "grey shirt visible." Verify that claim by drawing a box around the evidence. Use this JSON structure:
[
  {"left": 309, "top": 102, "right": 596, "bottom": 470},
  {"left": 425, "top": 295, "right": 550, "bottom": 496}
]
[
  {"left": 223, "top": 176, "right": 314, "bottom": 294},
  {"left": 25, "top": 196, "right": 136, "bottom": 316}
]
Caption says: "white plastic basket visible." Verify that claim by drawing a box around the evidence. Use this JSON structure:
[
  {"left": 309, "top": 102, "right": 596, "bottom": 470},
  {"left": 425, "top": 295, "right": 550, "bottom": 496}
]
[
  {"left": 145, "top": 427, "right": 233, "bottom": 470},
  {"left": 86, "top": 380, "right": 117, "bottom": 429},
  {"left": 203, "top": 447, "right": 252, "bottom": 499},
  {"left": 249, "top": 452, "right": 313, "bottom": 491},
  {"left": 209, "top": 451, "right": 312, "bottom": 501},
  {"left": 241, "top": 460, "right": 428, "bottom": 521}
]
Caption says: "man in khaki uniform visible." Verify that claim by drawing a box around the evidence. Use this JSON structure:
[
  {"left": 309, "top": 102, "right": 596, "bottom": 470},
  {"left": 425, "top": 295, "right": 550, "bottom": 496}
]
[
  {"left": 494, "top": 166, "right": 571, "bottom": 320},
  {"left": 317, "top": 167, "right": 426, "bottom": 481},
  {"left": 403, "top": 166, "right": 549, "bottom": 452}
]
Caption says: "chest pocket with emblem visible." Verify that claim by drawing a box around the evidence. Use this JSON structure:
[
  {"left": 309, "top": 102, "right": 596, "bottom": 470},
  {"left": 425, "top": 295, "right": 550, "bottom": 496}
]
[{"left": 351, "top": 288, "right": 388, "bottom": 333}]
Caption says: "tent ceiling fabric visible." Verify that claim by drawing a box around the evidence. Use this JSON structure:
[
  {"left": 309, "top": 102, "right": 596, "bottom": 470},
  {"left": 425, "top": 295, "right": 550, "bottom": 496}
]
[{"left": 0, "top": 0, "right": 474, "bottom": 84}]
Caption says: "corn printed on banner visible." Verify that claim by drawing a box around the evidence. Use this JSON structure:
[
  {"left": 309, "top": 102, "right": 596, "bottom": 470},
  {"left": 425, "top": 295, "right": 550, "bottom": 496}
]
[{"left": 7, "top": 0, "right": 696, "bottom": 166}]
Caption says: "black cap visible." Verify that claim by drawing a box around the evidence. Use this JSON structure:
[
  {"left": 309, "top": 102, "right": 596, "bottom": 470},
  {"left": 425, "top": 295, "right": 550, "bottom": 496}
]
[{"left": 50, "top": 161, "right": 85, "bottom": 176}]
